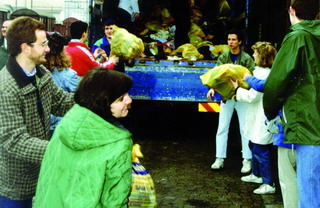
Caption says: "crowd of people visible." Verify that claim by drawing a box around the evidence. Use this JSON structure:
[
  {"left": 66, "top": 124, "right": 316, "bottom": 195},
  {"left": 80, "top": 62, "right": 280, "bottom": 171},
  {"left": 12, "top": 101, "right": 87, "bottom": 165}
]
[
  {"left": 205, "top": 1, "right": 319, "bottom": 208},
  {"left": 0, "top": 0, "right": 319, "bottom": 207}
]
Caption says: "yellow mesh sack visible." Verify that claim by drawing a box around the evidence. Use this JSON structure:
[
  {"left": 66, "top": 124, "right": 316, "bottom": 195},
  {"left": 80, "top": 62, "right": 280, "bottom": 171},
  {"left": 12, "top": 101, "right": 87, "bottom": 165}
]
[
  {"left": 110, "top": 26, "right": 144, "bottom": 59},
  {"left": 171, "top": 43, "right": 203, "bottom": 61},
  {"left": 161, "top": 8, "right": 174, "bottom": 25},
  {"left": 195, "top": 41, "right": 213, "bottom": 49},
  {"left": 128, "top": 144, "right": 157, "bottom": 208},
  {"left": 211, "top": 45, "right": 229, "bottom": 57},
  {"left": 188, "top": 23, "right": 205, "bottom": 45},
  {"left": 145, "top": 21, "right": 163, "bottom": 32},
  {"left": 200, "top": 64, "right": 251, "bottom": 100},
  {"left": 189, "top": 35, "right": 203, "bottom": 45}
]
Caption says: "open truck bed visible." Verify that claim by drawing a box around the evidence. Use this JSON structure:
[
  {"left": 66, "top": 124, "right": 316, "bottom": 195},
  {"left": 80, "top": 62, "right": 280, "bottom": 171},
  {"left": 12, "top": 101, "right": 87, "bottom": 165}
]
[
  {"left": 125, "top": 59, "right": 221, "bottom": 102},
  {"left": 125, "top": 59, "right": 221, "bottom": 113}
]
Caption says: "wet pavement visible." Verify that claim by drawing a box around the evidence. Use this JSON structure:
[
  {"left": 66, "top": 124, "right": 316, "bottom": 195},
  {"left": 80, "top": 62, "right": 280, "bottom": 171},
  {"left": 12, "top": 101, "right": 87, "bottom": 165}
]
[{"left": 123, "top": 100, "right": 284, "bottom": 208}]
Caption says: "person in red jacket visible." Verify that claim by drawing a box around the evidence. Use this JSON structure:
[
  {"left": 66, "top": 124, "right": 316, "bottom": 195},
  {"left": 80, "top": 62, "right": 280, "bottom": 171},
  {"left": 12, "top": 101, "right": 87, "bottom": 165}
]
[{"left": 65, "top": 21, "right": 118, "bottom": 76}]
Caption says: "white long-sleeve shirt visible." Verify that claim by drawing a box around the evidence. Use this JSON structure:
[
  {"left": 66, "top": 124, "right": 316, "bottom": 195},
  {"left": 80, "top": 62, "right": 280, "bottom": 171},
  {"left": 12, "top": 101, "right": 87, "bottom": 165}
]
[
  {"left": 118, "top": 0, "right": 140, "bottom": 22},
  {"left": 236, "top": 66, "right": 273, "bottom": 145}
]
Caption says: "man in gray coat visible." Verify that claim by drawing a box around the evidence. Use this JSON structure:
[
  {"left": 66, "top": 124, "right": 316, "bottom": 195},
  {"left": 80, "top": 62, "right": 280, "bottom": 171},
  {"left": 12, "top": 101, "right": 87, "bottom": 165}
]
[{"left": 0, "top": 16, "right": 74, "bottom": 207}]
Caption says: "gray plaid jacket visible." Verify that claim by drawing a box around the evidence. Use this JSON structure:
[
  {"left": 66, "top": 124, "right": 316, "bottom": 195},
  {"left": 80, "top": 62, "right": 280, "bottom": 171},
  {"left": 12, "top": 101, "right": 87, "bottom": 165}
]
[{"left": 0, "top": 56, "right": 74, "bottom": 200}]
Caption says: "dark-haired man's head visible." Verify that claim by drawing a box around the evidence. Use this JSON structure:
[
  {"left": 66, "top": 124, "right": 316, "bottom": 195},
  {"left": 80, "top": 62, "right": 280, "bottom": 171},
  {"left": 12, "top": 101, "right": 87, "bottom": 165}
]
[
  {"left": 103, "top": 19, "right": 117, "bottom": 39},
  {"left": 1, "top": 20, "right": 13, "bottom": 38},
  {"left": 290, "top": 0, "right": 319, "bottom": 20},
  {"left": 227, "top": 29, "right": 244, "bottom": 54},
  {"left": 7, "top": 16, "right": 46, "bottom": 57},
  {"left": 70, "top": 21, "right": 88, "bottom": 42},
  {"left": 227, "top": 29, "right": 243, "bottom": 43},
  {"left": 103, "top": 19, "right": 117, "bottom": 27}
]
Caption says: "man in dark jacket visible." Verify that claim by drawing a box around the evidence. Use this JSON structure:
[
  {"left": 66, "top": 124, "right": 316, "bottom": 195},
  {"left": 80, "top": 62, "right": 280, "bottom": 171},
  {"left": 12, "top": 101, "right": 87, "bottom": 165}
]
[
  {"left": 91, "top": 19, "right": 134, "bottom": 73},
  {"left": 207, "top": 29, "right": 255, "bottom": 174},
  {"left": 263, "top": 0, "right": 320, "bottom": 207},
  {"left": 0, "top": 17, "right": 74, "bottom": 207},
  {"left": 0, "top": 19, "right": 12, "bottom": 70}
]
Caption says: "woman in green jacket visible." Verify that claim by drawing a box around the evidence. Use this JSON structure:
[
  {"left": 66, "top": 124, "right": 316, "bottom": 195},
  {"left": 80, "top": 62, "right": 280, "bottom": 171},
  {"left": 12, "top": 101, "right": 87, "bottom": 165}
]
[{"left": 34, "top": 67, "right": 133, "bottom": 208}]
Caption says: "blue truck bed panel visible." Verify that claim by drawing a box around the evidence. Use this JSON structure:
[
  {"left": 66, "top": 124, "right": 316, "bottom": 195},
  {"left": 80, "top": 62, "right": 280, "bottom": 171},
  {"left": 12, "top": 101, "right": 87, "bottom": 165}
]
[{"left": 125, "top": 60, "right": 221, "bottom": 102}]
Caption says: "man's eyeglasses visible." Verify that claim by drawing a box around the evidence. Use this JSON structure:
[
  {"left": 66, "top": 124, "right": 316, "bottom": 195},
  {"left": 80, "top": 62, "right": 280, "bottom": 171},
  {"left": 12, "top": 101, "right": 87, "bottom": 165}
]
[{"left": 30, "top": 40, "right": 49, "bottom": 48}]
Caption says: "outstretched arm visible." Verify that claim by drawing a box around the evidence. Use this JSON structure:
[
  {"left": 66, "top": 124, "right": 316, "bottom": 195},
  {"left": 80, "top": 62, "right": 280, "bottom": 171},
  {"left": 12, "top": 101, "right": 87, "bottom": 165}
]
[{"left": 244, "top": 75, "right": 265, "bottom": 92}]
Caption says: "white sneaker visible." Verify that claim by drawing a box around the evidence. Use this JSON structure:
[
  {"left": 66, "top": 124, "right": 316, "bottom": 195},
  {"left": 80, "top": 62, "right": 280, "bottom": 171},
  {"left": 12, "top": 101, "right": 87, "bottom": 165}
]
[
  {"left": 241, "top": 159, "right": 251, "bottom": 173},
  {"left": 253, "top": 184, "right": 276, "bottom": 194},
  {"left": 211, "top": 158, "right": 224, "bottom": 169},
  {"left": 241, "top": 174, "right": 263, "bottom": 183}
]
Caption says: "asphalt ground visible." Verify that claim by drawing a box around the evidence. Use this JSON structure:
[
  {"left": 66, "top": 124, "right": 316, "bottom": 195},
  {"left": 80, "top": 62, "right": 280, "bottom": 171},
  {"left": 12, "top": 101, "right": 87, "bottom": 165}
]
[{"left": 122, "top": 100, "right": 284, "bottom": 208}]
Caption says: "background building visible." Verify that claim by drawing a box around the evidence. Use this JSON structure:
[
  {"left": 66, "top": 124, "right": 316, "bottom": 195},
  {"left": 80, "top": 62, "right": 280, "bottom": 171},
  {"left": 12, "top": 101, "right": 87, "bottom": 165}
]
[{"left": 1, "top": 0, "right": 95, "bottom": 23}]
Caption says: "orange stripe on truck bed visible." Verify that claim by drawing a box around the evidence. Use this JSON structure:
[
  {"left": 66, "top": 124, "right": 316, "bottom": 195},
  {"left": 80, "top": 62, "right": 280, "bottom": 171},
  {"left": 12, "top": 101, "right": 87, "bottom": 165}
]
[{"left": 198, "top": 103, "right": 220, "bottom": 112}]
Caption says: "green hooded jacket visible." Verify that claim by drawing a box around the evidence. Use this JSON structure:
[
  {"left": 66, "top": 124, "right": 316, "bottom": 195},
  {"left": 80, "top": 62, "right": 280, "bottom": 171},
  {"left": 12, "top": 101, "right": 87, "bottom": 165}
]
[
  {"left": 34, "top": 104, "right": 133, "bottom": 207},
  {"left": 263, "top": 20, "right": 320, "bottom": 145}
]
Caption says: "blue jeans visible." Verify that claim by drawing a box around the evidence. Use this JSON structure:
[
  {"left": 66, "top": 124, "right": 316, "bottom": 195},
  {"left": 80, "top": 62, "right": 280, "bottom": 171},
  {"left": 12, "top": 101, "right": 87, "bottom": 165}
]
[
  {"left": 0, "top": 196, "right": 32, "bottom": 208},
  {"left": 249, "top": 141, "right": 274, "bottom": 185},
  {"left": 296, "top": 144, "right": 320, "bottom": 208}
]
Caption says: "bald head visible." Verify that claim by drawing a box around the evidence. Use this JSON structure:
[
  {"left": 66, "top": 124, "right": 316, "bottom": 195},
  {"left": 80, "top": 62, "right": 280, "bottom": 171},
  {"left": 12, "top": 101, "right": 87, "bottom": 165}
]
[{"left": 1, "top": 20, "right": 13, "bottom": 38}]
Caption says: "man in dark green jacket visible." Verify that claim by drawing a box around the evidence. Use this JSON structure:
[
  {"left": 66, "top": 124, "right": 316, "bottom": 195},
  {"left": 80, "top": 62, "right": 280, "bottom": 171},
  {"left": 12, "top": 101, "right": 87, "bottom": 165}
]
[
  {"left": 263, "top": 0, "right": 320, "bottom": 207},
  {"left": 208, "top": 29, "right": 255, "bottom": 173},
  {"left": 0, "top": 20, "right": 12, "bottom": 70}
]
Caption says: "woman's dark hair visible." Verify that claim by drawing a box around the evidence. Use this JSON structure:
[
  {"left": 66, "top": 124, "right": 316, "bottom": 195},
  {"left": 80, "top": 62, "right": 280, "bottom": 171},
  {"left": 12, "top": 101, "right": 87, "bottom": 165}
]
[
  {"left": 47, "top": 32, "right": 65, "bottom": 55},
  {"left": 45, "top": 32, "right": 70, "bottom": 71},
  {"left": 74, "top": 67, "right": 133, "bottom": 120}
]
